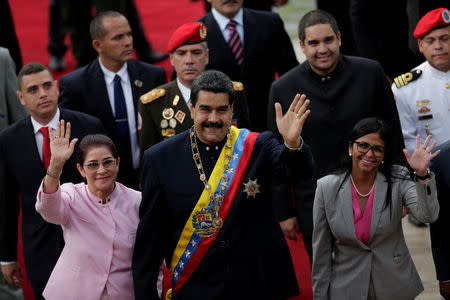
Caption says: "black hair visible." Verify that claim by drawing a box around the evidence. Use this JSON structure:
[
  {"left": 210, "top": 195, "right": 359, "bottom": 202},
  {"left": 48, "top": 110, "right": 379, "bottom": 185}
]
[
  {"left": 298, "top": 9, "right": 339, "bottom": 42},
  {"left": 77, "top": 134, "right": 118, "bottom": 165},
  {"left": 18, "top": 63, "right": 53, "bottom": 90},
  {"left": 90, "top": 10, "right": 125, "bottom": 40},
  {"left": 333, "top": 118, "right": 407, "bottom": 212},
  {"left": 189, "top": 70, "right": 235, "bottom": 107}
]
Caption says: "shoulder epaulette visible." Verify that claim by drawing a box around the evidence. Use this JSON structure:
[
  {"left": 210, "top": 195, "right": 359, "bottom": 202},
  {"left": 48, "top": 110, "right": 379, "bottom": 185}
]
[
  {"left": 232, "top": 81, "right": 244, "bottom": 92},
  {"left": 394, "top": 69, "right": 422, "bottom": 88},
  {"left": 140, "top": 88, "right": 166, "bottom": 104}
]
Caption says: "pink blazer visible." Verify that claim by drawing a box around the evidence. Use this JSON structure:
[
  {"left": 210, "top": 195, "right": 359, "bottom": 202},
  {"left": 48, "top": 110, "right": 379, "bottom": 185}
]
[{"left": 36, "top": 181, "right": 141, "bottom": 300}]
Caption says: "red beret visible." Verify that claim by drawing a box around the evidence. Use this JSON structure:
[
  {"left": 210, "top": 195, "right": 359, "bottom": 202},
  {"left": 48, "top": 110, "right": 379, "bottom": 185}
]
[
  {"left": 414, "top": 7, "right": 450, "bottom": 39},
  {"left": 167, "top": 22, "right": 208, "bottom": 53}
]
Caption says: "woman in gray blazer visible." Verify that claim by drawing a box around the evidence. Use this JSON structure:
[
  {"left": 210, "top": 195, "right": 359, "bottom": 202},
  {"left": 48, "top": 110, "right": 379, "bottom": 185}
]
[{"left": 312, "top": 118, "right": 440, "bottom": 300}]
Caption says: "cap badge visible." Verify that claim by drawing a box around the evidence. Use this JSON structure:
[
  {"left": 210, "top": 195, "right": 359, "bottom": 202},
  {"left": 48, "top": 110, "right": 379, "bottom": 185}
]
[
  {"left": 443, "top": 9, "right": 450, "bottom": 23},
  {"left": 199, "top": 24, "right": 207, "bottom": 39}
]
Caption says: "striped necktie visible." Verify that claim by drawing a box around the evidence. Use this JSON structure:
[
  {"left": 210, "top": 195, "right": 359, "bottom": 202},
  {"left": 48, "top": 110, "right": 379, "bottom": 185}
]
[{"left": 226, "top": 20, "right": 244, "bottom": 65}]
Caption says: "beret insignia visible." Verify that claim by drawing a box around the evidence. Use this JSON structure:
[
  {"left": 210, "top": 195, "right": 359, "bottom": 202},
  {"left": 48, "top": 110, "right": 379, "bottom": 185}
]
[
  {"left": 232, "top": 81, "right": 244, "bottom": 92},
  {"left": 140, "top": 89, "right": 166, "bottom": 104},
  {"left": 394, "top": 69, "right": 422, "bottom": 88}
]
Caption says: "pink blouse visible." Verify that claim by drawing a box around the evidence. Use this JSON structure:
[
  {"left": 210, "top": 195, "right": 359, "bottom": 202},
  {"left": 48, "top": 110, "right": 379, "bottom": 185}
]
[{"left": 351, "top": 182, "right": 375, "bottom": 244}]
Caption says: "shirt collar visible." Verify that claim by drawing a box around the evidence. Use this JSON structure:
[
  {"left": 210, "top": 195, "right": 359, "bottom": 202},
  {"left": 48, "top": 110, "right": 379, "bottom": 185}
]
[
  {"left": 211, "top": 7, "right": 244, "bottom": 31},
  {"left": 31, "top": 108, "right": 60, "bottom": 134},
  {"left": 176, "top": 78, "right": 192, "bottom": 105},
  {"left": 99, "top": 58, "right": 129, "bottom": 85}
]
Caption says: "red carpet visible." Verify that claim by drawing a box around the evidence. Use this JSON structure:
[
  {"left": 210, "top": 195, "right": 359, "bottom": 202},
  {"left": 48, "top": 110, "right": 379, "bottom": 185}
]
[{"left": 9, "top": 0, "right": 312, "bottom": 299}]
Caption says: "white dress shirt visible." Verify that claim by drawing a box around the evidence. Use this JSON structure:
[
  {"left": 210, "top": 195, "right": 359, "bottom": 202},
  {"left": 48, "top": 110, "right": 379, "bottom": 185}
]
[
  {"left": 99, "top": 59, "right": 140, "bottom": 169},
  {"left": 176, "top": 78, "right": 191, "bottom": 106},
  {"left": 211, "top": 7, "right": 244, "bottom": 45}
]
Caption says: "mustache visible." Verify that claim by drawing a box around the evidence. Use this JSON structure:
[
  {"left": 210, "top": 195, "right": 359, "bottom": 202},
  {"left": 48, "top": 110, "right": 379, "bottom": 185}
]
[
  {"left": 202, "top": 121, "right": 223, "bottom": 128},
  {"left": 223, "top": 0, "right": 238, "bottom": 3},
  {"left": 183, "top": 66, "right": 198, "bottom": 72}
]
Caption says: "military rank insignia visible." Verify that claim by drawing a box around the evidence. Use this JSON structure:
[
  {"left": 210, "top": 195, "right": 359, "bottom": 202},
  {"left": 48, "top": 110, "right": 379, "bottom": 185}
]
[{"left": 394, "top": 69, "right": 422, "bottom": 88}]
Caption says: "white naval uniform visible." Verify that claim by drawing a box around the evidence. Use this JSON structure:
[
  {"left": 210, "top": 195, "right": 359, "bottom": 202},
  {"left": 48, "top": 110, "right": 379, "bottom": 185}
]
[{"left": 392, "top": 61, "right": 450, "bottom": 154}]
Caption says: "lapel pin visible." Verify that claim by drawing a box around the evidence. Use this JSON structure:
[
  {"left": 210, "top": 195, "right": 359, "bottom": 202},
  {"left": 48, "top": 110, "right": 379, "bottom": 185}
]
[{"left": 134, "top": 80, "right": 143, "bottom": 87}]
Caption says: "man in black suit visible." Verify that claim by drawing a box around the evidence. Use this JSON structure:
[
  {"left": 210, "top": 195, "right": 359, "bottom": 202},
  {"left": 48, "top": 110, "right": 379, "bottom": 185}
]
[
  {"left": 0, "top": 63, "right": 104, "bottom": 300},
  {"left": 133, "top": 70, "right": 313, "bottom": 299},
  {"left": 59, "top": 11, "right": 167, "bottom": 188},
  {"left": 199, "top": 0, "right": 298, "bottom": 131},
  {"left": 430, "top": 140, "right": 450, "bottom": 299}
]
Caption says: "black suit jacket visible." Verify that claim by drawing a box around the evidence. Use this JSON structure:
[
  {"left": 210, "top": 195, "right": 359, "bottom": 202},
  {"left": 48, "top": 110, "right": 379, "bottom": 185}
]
[
  {"left": 430, "top": 140, "right": 450, "bottom": 282},
  {"left": 199, "top": 9, "right": 298, "bottom": 132},
  {"left": 133, "top": 130, "right": 314, "bottom": 299},
  {"left": 58, "top": 58, "right": 167, "bottom": 186},
  {"left": 0, "top": 108, "right": 104, "bottom": 297}
]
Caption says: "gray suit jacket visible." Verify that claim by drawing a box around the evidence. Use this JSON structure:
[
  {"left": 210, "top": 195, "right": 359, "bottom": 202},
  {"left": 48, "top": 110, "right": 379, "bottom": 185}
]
[
  {"left": 312, "top": 165, "right": 439, "bottom": 300},
  {"left": 0, "top": 47, "right": 26, "bottom": 130}
]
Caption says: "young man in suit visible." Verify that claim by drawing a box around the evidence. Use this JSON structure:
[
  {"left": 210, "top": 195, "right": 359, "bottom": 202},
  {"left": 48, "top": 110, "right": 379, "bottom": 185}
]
[
  {"left": 59, "top": 11, "right": 167, "bottom": 188},
  {"left": 133, "top": 70, "right": 313, "bottom": 299},
  {"left": 199, "top": 0, "right": 298, "bottom": 132},
  {"left": 266, "top": 10, "right": 405, "bottom": 260},
  {"left": 0, "top": 63, "right": 104, "bottom": 300}
]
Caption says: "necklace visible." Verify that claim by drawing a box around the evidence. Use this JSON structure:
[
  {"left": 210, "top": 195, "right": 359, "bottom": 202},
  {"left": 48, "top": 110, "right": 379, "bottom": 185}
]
[
  {"left": 190, "top": 127, "right": 233, "bottom": 229},
  {"left": 350, "top": 175, "right": 374, "bottom": 197}
]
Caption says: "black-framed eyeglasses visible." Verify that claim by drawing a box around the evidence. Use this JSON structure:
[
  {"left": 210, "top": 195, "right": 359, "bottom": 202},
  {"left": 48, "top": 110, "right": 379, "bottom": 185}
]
[
  {"left": 84, "top": 158, "right": 117, "bottom": 171},
  {"left": 353, "top": 141, "right": 385, "bottom": 157}
]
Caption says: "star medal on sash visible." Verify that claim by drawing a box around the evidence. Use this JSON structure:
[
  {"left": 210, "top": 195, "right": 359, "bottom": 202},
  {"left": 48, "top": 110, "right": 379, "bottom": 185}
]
[{"left": 243, "top": 178, "right": 260, "bottom": 198}]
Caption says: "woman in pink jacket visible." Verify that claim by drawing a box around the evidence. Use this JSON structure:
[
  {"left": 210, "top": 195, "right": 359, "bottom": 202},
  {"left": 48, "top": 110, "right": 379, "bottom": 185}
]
[{"left": 35, "top": 121, "right": 144, "bottom": 300}]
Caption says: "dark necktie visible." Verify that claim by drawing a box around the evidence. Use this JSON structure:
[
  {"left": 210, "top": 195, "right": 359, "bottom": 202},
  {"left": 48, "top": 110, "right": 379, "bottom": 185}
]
[
  {"left": 113, "top": 75, "right": 132, "bottom": 160},
  {"left": 39, "top": 127, "right": 51, "bottom": 169},
  {"left": 226, "top": 20, "right": 244, "bottom": 65}
]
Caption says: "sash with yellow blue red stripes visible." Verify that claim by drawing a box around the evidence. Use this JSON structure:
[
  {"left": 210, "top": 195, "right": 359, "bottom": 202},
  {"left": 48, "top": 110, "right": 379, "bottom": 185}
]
[{"left": 166, "top": 126, "right": 259, "bottom": 298}]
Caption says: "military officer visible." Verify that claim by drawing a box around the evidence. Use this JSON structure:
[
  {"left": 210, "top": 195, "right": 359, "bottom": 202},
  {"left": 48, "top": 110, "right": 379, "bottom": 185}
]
[
  {"left": 392, "top": 7, "right": 450, "bottom": 155},
  {"left": 138, "top": 22, "right": 250, "bottom": 154}
]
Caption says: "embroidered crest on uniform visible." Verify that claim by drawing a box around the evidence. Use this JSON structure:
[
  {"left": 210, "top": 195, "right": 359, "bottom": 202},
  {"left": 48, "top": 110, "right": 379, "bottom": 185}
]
[
  {"left": 140, "top": 88, "right": 165, "bottom": 104},
  {"left": 175, "top": 110, "right": 186, "bottom": 123},
  {"left": 394, "top": 69, "right": 422, "bottom": 88},
  {"left": 134, "top": 80, "right": 143, "bottom": 87},
  {"left": 416, "top": 99, "right": 431, "bottom": 106},
  {"left": 192, "top": 208, "right": 216, "bottom": 237},
  {"left": 243, "top": 178, "right": 260, "bottom": 198},
  {"left": 162, "top": 108, "right": 175, "bottom": 119},
  {"left": 418, "top": 106, "right": 431, "bottom": 113},
  {"left": 137, "top": 112, "right": 143, "bottom": 131}
]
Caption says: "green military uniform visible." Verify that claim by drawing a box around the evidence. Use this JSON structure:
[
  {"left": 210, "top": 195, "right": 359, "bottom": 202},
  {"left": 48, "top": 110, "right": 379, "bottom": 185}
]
[{"left": 138, "top": 80, "right": 250, "bottom": 154}]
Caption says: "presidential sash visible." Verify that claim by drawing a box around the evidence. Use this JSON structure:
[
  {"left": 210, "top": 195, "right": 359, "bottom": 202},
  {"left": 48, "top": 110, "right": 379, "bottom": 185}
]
[{"left": 167, "top": 126, "right": 259, "bottom": 298}]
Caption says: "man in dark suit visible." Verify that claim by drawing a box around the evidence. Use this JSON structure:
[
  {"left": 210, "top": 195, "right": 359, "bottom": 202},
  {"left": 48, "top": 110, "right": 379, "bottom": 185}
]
[
  {"left": 199, "top": 0, "right": 298, "bottom": 132},
  {"left": 133, "top": 70, "right": 313, "bottom": 299},
  {"left": 0, "top": 63, "right": 104, "bottom": 300},
  {"left": 430, "top": 140, "right": 450, "bottom": 299},
  {"left": 267, "top": 10, "right": 405, "bottom": 261},
  {"left": 59, "top": 11, "right": 167, "bottom": 188}
]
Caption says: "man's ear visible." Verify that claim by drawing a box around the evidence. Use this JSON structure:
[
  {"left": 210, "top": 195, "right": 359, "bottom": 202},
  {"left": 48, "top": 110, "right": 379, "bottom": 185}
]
[
  {"left": 17, "top": 91, "right": 26, "bottom": 106},
  {"left": 92, "top": 40, "right": 101, "bottom": 53},
  {"left": 190, "top": 103, "right": 195, "bottom": 119}
]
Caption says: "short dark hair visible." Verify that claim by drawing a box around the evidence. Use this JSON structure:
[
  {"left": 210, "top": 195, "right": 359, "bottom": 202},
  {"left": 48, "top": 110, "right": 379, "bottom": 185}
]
[
  {"left": 90, "top": 11, "right": 125, "bottom": 40},
  {"left": 17, "top": 63, "right": 53, "bottom": 90},
  {"left": 298, "top": 9, "right": 339, "bottom": 42},
  {"left": 190, "top": 70, "right": 235, "bottom": 107},
  {"left": 77, "top": 134, "right": 118, "bottom": 165}
]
